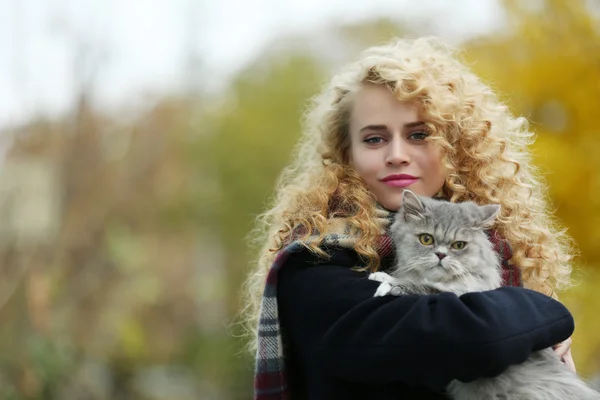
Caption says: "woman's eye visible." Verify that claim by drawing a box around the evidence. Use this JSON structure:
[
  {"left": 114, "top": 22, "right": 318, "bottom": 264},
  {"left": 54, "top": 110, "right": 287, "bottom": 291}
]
[
  {"left": 418, "top": 234, "right": 434, "bottom": 246},
  {"left": 451, "top": 241, "right": 467, "bottom": 250},
  {"left": 364, "top": 136, "right": 384, "bottom": 144},
  {"left": 409, "top": 131, "right": 429, "bottom": 140}
]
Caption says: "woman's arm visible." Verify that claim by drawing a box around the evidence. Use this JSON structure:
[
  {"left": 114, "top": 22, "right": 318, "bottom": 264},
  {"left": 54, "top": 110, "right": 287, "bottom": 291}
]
[{"left": 278, "top": 248, "right": 574, "bottom": 392}]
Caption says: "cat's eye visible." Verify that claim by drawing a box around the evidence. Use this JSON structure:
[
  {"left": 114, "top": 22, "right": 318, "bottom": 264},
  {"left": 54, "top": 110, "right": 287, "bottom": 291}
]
[
  {"left": 418, "top": 234, "right": 434, "bottom": 246},
  {"left": 451, "top": 241, "right": 467, "bottom": 250}
]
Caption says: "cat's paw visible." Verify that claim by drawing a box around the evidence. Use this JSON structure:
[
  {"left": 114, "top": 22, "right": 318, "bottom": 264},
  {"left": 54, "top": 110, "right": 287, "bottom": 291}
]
[
  {"left": 370, "top": 272, "right": 404, "bottom": 297},
  {"left": 389, "top": 285, "right": 406, "bottom": 296},
  {"left": 374, "top": 282, "right": 393, "bottom": 297},
  {"left": 368, "top": 271, "right": 395, "bottom": 284}
]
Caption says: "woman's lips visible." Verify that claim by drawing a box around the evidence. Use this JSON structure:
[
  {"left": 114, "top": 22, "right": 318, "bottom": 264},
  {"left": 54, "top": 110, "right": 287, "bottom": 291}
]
[{"left": 382, "top": 178, "right": 419, "bottom": 187}]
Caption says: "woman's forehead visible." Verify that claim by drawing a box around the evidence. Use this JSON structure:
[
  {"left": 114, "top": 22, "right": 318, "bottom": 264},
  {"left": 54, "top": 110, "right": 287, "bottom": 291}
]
[{"left": 349, "top": 85, "right": 420, "bottom": 131}]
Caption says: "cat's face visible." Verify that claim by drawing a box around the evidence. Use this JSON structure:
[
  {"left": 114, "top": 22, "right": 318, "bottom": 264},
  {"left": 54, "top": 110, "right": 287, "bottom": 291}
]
[{"left": 389, "top": 191, "right": 501, "bottom": 288}]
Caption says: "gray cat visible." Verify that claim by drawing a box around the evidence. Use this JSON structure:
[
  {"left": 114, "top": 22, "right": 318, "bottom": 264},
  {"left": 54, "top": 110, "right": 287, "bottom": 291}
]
[{"left": 369, "top": 190, "right": 600, "bottom": 400}]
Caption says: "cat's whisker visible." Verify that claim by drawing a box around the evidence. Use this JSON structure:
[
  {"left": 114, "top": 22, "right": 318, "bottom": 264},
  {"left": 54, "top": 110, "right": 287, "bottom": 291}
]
[{"left": 397, "top": 258, "right": 429, "bottom": 274}]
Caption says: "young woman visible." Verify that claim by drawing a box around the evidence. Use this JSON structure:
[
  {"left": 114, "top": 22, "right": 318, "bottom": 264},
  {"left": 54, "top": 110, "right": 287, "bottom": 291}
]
[{"left": 244, "top": 37, "right": 576, "bottom": 399}]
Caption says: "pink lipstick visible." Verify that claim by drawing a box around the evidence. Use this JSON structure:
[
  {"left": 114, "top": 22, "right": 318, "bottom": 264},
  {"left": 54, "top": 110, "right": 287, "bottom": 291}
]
[{"left": 380, "top": 174, "right": 419, "bottom": 188}]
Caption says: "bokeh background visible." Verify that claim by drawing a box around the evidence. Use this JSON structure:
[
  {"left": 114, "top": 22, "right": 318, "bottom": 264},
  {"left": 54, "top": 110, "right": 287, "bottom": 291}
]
[{"left": 0, "top": 0, "right": 599, "bottom": 398}]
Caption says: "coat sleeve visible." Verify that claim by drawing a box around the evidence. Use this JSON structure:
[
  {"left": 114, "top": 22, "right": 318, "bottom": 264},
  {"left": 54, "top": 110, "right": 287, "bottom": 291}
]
[{"left": 277, "top": 248, "right": 574, "bottom": 392}]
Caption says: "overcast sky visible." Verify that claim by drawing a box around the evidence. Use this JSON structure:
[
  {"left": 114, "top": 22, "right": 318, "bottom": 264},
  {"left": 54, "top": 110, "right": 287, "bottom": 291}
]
[{"left": 0, "top": 0, "right": 504, "bottom": 128}]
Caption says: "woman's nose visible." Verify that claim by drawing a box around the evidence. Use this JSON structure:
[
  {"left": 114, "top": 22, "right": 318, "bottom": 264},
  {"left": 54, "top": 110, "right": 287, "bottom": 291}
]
[{"left": 385, "top": 138, "right": 410, "bottom": 165}]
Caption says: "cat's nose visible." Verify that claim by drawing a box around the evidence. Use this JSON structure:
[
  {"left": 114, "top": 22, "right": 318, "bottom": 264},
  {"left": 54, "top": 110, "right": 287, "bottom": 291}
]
[{"left": 435, "top": 252, "right": 446, "bottom": 260}]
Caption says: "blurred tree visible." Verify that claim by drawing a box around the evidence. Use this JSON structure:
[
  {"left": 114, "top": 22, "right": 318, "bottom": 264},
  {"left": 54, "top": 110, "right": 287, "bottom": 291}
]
[
  {"left": 465, "top": 0, "right": 600, "bottom": 261},
  {"left": 463, "top": 0, "right": 600, "bottom": 376}
]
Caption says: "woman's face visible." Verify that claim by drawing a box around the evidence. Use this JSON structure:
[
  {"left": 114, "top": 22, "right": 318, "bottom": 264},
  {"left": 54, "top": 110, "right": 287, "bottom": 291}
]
[{"left": 348, "top": 84, "right": 445, "bottom": 211}]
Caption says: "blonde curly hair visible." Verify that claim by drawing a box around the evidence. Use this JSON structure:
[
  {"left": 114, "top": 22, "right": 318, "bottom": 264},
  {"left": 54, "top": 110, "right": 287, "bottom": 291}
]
[{"left": 242, "top": 37, "right": 574, "bottom": 353}]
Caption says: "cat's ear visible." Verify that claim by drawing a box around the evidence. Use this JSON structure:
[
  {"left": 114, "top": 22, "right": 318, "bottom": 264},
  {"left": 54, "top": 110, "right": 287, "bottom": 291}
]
[
  {"left": 401, "top": 190, "right": 426, "bottom": 222},
  {"left": 477, "top": 204, "right": 500, "bottom": 229}
]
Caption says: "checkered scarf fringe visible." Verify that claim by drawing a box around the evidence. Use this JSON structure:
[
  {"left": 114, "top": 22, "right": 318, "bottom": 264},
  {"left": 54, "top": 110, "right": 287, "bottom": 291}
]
[{"left": 253, "top": 208, "right": 521, "bottom": 400}]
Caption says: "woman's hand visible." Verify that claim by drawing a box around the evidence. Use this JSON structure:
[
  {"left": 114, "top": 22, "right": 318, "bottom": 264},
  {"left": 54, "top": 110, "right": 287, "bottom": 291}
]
[{"left": 553, "top": 337, "right": 576, "bottom": 372}]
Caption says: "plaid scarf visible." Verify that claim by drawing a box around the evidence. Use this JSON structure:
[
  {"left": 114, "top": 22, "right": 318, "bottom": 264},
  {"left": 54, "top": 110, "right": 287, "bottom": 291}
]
[{"left": 253, "top": 208, "right": 522, "bottom": 400}]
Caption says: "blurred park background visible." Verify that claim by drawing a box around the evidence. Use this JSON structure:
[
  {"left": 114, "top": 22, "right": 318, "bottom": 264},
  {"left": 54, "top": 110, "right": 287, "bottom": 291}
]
[{"left": 0, "top": 0, "right": 599, "bottom": 398}]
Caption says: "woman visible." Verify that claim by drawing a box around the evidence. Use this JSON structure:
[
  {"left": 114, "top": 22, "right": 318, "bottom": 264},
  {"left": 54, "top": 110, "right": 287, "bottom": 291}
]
[{"left": 244, "top": 37, "right": 575, "bottom": 399}]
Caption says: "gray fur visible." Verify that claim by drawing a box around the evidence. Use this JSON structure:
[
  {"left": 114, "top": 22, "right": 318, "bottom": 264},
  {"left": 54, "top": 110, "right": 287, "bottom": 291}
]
[{"left": 369, "top": 190, "right": 600, "bottom": 400}]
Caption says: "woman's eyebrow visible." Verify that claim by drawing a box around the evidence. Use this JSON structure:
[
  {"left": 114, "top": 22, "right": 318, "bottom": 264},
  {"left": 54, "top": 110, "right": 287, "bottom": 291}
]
[
  {"left": 359, "top": 124, "right": 387, "bottom": 133},
  {"left": 359, "top": 121, "right": 425, "bottom": 133},
  {"left": 404, "top": 121, "right": 426, "bottom": 128}
]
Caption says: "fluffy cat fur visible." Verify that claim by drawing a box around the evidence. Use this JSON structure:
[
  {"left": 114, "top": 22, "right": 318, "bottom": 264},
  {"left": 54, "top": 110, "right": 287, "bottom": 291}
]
[{"left": 369, "top": 190, "right": 600, "bottom": 400}]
